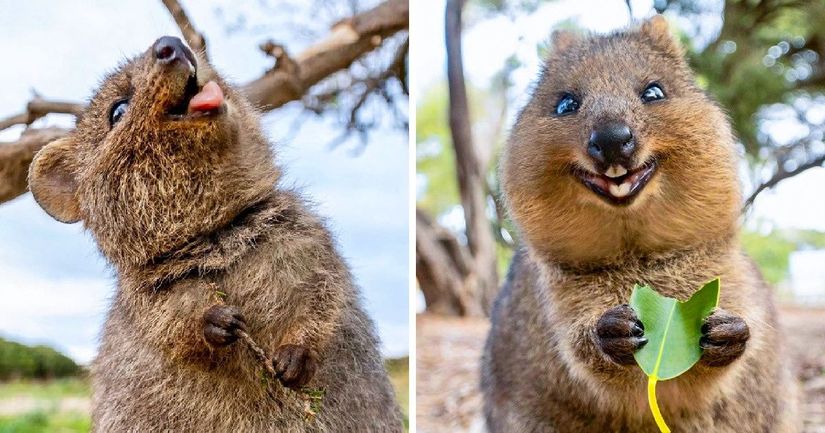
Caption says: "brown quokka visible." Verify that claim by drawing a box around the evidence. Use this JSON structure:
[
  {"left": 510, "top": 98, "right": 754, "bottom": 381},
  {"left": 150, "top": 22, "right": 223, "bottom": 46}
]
[
  {"left": 482, "top": 17, "right": 800, "bottom": 432},
  {"left": 29, "top": 36, "right": 403, "bottom": 432}
]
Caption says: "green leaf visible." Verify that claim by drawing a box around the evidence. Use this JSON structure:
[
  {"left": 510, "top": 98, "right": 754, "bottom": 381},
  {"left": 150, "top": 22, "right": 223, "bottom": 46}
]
[
  {"left": 631, "top": 278, "right": 720, "bottom": 380},
  {"left": 629, "top": 278, "right": 721, "bottom": 432}
]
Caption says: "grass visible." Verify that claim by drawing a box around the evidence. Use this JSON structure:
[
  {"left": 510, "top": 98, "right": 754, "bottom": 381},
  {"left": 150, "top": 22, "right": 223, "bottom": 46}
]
[
  {"left": 386, "top": 356, "right": 410, "bottom": 430},
  {"left": 0, "top": 411, "right": 90, "bottom": 433},
  {"left": 0, "top": 358, "right": 410, "bottom": 432},
  {"left": 0, "top": 377, "right": 90, "bottom": 433},
  {"left": 0, "top": 378, "right": 89, "bottom": 400}
]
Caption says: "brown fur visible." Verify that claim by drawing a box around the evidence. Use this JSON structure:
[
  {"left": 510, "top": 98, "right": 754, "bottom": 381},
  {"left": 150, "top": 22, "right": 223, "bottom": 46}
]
[
  {"left": 482, "top": 17, "right": 800, "bottom": 432},
  {"left": 29, "top": 38, "right": 402, "bottom": 432}
]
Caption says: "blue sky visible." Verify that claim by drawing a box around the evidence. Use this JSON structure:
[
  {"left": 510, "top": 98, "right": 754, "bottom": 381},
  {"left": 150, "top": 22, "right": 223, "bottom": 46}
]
[{"left": 0, "top": 0, "right": 409, "bottom": 362}]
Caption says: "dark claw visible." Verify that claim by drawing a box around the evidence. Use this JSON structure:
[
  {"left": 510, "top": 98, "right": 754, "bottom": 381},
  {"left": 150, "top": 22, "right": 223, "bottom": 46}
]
[
  {"left": 202, "top": 304, "right": 247, "bottom": 347},
  {"left": 596, "top": 304, "right": 647, "bottom": 365},
  {"left": 271, "top": 344, "right": 318, "bottom": 389},
  {"left": 700, "top": 309, "right": 749, "bottom": 367}
]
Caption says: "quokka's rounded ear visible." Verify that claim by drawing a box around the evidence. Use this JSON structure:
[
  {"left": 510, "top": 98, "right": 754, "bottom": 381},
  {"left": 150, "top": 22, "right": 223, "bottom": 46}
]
[
  {"left": 550, "top": 28, "right": 579, "bottom": 52},
  {"left": 640, "top": 15, "right": 684, "bottom": 57},
  {"left": 28, "top": 136, "right": 81, "bottom": 223}
]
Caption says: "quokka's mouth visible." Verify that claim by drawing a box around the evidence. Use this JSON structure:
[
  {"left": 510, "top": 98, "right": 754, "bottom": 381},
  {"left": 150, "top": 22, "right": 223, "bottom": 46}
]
[
  {"left": 573, "top": 159, "right": 657, "bottom": 205},
  {"left": 167, "top": 72, "right": 225, "bottom": 121}
]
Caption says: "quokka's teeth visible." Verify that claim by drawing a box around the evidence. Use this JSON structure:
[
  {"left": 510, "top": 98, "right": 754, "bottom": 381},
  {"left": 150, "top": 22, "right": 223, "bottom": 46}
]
[
  {"left": 605, "top": 165, "right": 628, "bottom": 178},
  {"left": 609, "top": 182, "right": 631, "bottom": 198}
]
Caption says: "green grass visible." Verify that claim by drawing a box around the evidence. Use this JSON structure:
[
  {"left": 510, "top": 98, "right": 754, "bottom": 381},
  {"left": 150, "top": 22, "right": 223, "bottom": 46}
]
[
  {"left": 0, "top": 378, "right": 90, "bottom": 432},
  {"left": 386, "top": 356, "right": 410, "bottom": 430},
  {"left": 0, "top": 359, "right": 410, "bottom": 432},
  {"left": 0, "top": 378, "right": 89, "bottom": 400},
  {"left": 0, "top": 411, "right": 90, "bottom": 433}
]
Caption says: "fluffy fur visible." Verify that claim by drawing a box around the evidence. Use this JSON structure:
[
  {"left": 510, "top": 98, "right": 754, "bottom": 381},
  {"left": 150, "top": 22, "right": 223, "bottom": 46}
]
[
  {"left": 29, "top": 37, "right": 402, "bottom": 432},
  {"left": 482, "top": 17, "right": 800, "bottom": 432}
]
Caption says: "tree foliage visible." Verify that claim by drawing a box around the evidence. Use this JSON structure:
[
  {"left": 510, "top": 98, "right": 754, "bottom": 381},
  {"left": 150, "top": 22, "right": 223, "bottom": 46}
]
[
  {"left": 669, "top": 0, "right": 825, "bottom": 206},
  {"left": 0, "top": 338, "right": 81, "bottom": 380}
]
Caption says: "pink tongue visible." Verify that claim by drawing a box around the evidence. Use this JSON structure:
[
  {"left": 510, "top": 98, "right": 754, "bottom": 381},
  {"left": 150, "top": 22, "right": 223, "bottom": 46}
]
[{"left": 188, "top": 80, "right": 224, "bottom": 112}]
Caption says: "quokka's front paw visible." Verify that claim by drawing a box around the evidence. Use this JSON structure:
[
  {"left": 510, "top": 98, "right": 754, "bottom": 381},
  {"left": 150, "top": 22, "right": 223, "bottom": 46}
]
[
  {"left": 700, "top": 309, "right": 749, "bottom": 367},
  {"left": 202, "top": 304, "right": 247, "bottom": 348},
  {"left": 272, "top": 344, "right": 318, "bottom": 389},
  {"left": 595, "top": 304, "right": 647, "bottom": 365}
]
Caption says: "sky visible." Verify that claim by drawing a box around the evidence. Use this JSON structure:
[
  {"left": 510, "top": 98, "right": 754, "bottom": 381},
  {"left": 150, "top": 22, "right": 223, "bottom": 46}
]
[
  {"left": 0, "top": 1, "right": 409, "bottom": 362},
  {"left": 412, "top": 0, "right": 825, "bottom": 233}
]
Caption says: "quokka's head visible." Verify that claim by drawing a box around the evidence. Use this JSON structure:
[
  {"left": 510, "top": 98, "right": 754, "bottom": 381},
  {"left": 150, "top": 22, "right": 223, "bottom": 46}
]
[
  {"left": 29, "top": 36, "right": 279, "bottom": 269},
  {"left": 502, "top": 16, "right": 742, "bottom": 265}
]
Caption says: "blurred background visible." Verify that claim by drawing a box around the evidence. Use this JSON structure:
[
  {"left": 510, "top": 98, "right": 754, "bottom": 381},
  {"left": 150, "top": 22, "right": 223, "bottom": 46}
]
[
  {"left": 414, "top": 0, "right": 825, "bottom": 432},
  {"left": 0, "top": 0, "right": 408, "bottom": 431}
]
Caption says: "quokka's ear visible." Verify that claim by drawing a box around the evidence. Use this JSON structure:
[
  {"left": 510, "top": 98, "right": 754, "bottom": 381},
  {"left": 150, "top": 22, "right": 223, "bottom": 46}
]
[
  {"left": 550, "top": 28, "right": 579, "bottom": 52},
  {"left": 640, "top": 15, "right": 684, "bottom": 57},
  {"left": 28, "top": 136, "right": 81, "bottom": 223}
]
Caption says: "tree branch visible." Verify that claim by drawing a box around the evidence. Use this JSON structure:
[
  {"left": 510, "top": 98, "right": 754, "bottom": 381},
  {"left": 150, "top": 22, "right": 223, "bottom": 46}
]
[
  {"left": 243, "top": 0, "right": 408, "bottom": 110},
  {"left": 303, "top": 34, "right": 409, "bottom": 148},
  {"left": 0, "top": 98, "right": 83, "bottom": 131},
  {"left": 0, "top": 128, "right": 70, "bottom": 203},
  {"left": 160, "top": 0, "right": 207, "bottom": 57},
  {"left": 744, "top": 153, "right": 825, "bottom": 209}
]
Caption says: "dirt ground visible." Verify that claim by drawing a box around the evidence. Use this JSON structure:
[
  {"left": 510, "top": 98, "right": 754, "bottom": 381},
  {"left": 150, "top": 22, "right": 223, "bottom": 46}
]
[{"left": 416, "top": 307, "right": 825, "bottom": 433}]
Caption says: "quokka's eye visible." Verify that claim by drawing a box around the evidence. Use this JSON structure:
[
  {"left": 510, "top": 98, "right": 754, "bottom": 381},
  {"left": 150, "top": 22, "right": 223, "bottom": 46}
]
[
  {"left": 555, "top": 93, "right": 579, "bottom": 116},
  {"left": 109, "top": 99, "right": 129, "bottom": 127},
  {"left": 641, "top": 83, "right": 666, "bottom": 103}
]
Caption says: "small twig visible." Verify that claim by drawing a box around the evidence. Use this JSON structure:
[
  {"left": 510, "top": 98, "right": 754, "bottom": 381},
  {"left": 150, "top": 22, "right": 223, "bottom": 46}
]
[
  {"left": 388, "top": 35, "right": 409, "bottom": 95},
  {"left": 237, "top": 329, "right": 278, "bottom": 378},
  {"left": 230, "top": 311, "right": 324, "bottom": 421},
  {"left": 743, "top": 153, "right": 825, "bottom": 210}
]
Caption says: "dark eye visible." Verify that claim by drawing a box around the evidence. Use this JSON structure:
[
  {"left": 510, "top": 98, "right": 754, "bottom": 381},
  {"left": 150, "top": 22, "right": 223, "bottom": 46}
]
[
  {"left": 109, "top": 99, "right": 129, "bottom": 126},
  {"left": 555, "top": 93, "right": 579, "bottom": 116},
  {"left": 641, "top": 83, "right": 665, "bottom": 103}
]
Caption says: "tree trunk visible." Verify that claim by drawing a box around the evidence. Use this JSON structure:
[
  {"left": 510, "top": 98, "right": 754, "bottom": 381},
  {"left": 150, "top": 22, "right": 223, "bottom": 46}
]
[
  {"left": 415, "top": 0, "right": 499, "bottom": 317},
  {"left": 416, "top": 210, "right": 484, "bottom": 316},
  {"left": 444, "top": 0, "right": 498, "bottom": 312}
]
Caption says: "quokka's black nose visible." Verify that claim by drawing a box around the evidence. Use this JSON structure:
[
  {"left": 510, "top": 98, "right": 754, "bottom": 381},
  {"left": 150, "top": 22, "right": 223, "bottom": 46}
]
[
  {"left": 153, "top": 36, "right": 197, "bottom": 71},
  {"left": 588, "top": 121, "right": 636, "bottom": 167}
]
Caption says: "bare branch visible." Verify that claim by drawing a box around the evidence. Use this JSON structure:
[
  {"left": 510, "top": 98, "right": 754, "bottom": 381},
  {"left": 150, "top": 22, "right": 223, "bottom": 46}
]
[
  {"left": 160, "top": 0, "right": 207, "bottom": 56},
  {"left": 306, "top": 34, "right": 409, "bottom": 148},
  {"left": 744, "top": 153, "right": 825, "bottom": 210},
  {"left": 0, "top": 98, "right": 83, "bottom": 131},
  {"left": 243, "top": 0, "right": 408, "bottom": 110},
  {"left": 0, "top": 128, "right": 70, "bottom": 203}
]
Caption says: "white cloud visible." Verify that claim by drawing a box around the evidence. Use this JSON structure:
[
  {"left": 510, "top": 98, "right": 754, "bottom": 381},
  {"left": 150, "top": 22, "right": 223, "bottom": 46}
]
[{"left": 0, "top": 264, "right": 110, "bottom": 364}]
